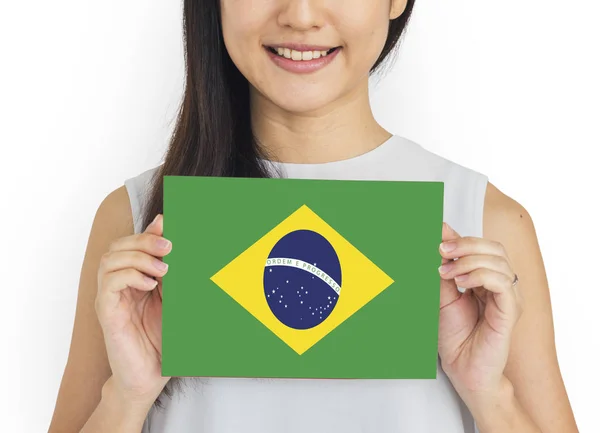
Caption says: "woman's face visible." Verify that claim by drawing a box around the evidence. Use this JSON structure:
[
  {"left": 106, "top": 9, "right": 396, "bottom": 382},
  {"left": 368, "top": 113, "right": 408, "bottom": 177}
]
[{"left": 220, "top": 0, "right": 407, "bottom": 113}]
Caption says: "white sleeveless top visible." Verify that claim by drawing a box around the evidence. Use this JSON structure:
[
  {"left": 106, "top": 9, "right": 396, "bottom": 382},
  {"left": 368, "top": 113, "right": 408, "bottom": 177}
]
[{"left": 124, "top": 135, "right": 487, "bottom": 433}]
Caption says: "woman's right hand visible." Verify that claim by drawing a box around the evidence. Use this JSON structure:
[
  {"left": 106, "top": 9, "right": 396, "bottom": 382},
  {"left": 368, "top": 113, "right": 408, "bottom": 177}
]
[{"left": 95, "top": 213, "right": 171, "bottom": 405}]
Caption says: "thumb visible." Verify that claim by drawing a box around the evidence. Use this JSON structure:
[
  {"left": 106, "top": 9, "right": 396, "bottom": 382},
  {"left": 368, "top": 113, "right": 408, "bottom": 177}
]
[
  {"left": 441, "top": 222, "right": 461, "bottom": 243},
  {"left": 439, "top": 223, "right": 463, "bottom": 308},
  {"left": 145, "top": 214, "right": 164, "bottom": 236}
]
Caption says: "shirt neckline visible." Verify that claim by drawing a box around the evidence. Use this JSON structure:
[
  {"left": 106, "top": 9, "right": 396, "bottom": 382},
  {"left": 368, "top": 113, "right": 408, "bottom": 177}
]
[{"left": 261, "top": 134, "right": 400, "bottom": 172}]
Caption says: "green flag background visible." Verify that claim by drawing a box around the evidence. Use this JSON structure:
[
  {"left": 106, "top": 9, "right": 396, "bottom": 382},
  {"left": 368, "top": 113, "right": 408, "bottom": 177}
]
[{"left": 162, "top": 176, "right": 444, "bottom": 379}]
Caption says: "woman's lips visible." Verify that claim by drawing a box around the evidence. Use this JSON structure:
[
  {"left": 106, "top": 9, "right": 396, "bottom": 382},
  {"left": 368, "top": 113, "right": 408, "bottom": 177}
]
[{"left": 264, "top": 46, "right": 341, "bottom": 74}]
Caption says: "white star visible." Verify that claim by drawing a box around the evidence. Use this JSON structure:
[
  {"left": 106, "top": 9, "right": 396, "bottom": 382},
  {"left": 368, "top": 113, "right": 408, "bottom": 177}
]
[
  {"left": 281, "top": 295, "right": 283, "bottom": 298},
  {"left": 301, "top": 286, "right": 303, "bottom": 289},
  {"left": 285, "top": 305, "right": 287, "bottom": 308},
  {"left": 328, "top": 296, "right": 331, "bottom": 300},
  {"left": 309, "top": 307, "right": 311, "bottom": 309},
  {"left": 305, "top": 291, "right": 308, "bottom": 294},
  {"left": 279, "top": 300, "right": 282, "bottom": 303},
  {"left": 272, "top": 290, "right": 275, "bottom": 293},
  {"left": 300, "top": 301, "right": 303, "bottom": 304},
  {"left": 269, "top": 269, "right": 272, "bottom": 273},
  {"left": 267, "top": 294, "right": 270, "bottom": 297},
  {"left": 312, "top": 312, "right": 315, "bottom": 315},
  {"left": 286, "top": 280, "right": 289, "bottom": 283}
]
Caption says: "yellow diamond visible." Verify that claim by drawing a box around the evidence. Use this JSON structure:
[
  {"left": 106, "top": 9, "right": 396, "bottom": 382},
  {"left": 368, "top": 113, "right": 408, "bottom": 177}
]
[{"left": 210, "top": 205, "right": 394, "bottom": 355}]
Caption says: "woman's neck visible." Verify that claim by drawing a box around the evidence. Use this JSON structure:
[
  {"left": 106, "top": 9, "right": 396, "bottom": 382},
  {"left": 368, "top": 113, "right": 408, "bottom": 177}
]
[{"left": 250, "top": 83, "right": 392, "bottom": 164}]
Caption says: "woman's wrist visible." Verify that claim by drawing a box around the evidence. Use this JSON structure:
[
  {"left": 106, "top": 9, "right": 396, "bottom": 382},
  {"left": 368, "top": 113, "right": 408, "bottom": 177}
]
[
  {"left": 459, "top": 376, "right": 541, "bottom": 433},
  {"left": 103, "top": 375, "right": 156, "bottom": 415},
  {"left": 80, "top": 376, "right": 154, "bottom": 433}
]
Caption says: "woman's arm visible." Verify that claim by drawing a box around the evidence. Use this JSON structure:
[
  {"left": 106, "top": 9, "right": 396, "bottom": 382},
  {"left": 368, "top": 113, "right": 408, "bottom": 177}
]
[
  {"left": 79, "top": 376, "right": 152, "bottom": 433},
  {"left": 462, "top": 375, "right": 542, "bottom": 432},
  {"left": 48, "top": 186, "right": 142, "bottom": 432},
  {"left": 476, "top": 182, "right": 578, "bottom": 432}
]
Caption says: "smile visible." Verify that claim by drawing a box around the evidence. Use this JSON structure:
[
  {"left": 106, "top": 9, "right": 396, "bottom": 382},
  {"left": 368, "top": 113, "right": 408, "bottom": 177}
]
[
  {"left": 266, "top": 46, "right": 339, "bottom": 61},
  {"left": 263, "top": 45, "right": 342, "bottom": 74}
]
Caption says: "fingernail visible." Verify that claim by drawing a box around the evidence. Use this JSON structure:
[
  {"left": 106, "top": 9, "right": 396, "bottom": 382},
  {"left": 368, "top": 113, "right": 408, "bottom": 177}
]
[
  {"left": 157, "top": 238, "right": 171, "bottom": 249},
  {"left": 153, "top": 259, "right": 168, "bottom": 271},
  {"left": 440, "top": 242, "right": 456, "bottom": 252},
  {"left": 144, "top": 276, "right": 158, "bottom": 287},
  {"left": 439, "top": 263, "right": 453, "bottom": 274}
]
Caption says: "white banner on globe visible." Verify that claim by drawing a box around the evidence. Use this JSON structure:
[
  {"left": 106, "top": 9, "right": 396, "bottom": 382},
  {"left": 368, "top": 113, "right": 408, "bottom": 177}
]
[{"left": 265, "top": 257, "right": 341, "bottom": 295}]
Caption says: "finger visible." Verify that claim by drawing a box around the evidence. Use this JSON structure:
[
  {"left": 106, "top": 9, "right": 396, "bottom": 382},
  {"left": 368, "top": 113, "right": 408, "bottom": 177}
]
[
  {"left": 441, "top": 222, "right": 462, "bottom": 244},
  {"left": 440, "top": 236, "right": 506, "bottom": 260},
  {"left": 453, "top": 268, "right": 517, "bottom": 315},
  {"left": 96, "top": 268, "right": 159, "bottom": 319},
  {"left": 438, "top": 254, "right": 513, "bottom": 281},
  {"left": 145, "top": 213, "right": 164, "bottom": 236},
  {"left": 439, "top": 223, "right": 463, "bottom": 307},
  {"left": 99, "top": 250, "right": 169, "bottom": 279},
  {"left": 107, "top": 233, "right": 172, "bottom": 259},
  {"left": 107, "top": 214, "right": 171, "bottom": 257},
  {"left": 454, "top": 268, "right": 514, "bottom": 294},
  {"left": 102, "top": 268, "right": 159, "bottom": 294},
  {"left": 440, "top": 222, "right": 462, "bottom": 265}
]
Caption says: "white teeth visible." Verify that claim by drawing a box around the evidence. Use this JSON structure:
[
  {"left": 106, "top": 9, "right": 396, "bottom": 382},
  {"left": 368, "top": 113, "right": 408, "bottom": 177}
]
[{"left": 271, "top": 47, "right": 335, "bottom": 61}]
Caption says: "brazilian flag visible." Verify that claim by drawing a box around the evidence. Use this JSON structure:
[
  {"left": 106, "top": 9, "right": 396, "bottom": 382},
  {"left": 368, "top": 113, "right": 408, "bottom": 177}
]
[{"left": 162, "top": 176, "right": 443, "bottom": 379}]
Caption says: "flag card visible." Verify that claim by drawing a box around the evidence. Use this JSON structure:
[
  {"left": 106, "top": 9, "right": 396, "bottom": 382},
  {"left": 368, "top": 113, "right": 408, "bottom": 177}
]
[{"left": 162, "top": 176, "right": 444, "bottom": 379}]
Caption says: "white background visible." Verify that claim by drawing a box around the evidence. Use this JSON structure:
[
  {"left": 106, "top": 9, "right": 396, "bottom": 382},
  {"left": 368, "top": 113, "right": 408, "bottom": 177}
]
[{"left": 1, "top": 1, "right": 598, "bottom": 432}]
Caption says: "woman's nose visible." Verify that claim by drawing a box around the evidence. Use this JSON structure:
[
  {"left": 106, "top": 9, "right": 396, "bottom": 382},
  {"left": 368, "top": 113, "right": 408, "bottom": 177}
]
[{"left": 277, "top": 0, "right": 326, "bottom": 31}]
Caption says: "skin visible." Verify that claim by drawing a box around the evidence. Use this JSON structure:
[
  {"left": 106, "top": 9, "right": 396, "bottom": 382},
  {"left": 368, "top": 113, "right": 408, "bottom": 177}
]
[
  {"left": 221, "top": 0, "right": 405, "bottom": 162},
  {"left": 49, "top": 1, "right": 578, "bottom": 432}
]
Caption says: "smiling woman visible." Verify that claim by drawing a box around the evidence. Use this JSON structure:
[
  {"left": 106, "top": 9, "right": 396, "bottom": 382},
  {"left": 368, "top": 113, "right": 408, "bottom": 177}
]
[{"left": 47, "top": 0, "right": 579, "bottom": 433}]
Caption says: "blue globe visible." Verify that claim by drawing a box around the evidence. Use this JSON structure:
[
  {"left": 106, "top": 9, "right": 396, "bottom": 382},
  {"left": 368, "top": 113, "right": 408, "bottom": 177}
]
[{"left": 263, "top": 229, "right": 341, "bottom": 330}]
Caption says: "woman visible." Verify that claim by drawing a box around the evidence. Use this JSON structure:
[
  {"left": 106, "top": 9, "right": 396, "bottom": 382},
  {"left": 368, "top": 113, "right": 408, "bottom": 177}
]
[{"left": 49, "top": 0, "right": 578, "bottom": 432}]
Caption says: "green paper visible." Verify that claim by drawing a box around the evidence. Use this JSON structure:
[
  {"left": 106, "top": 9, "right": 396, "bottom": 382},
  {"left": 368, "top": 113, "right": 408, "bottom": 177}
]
[{"left": 162, "top": 176, "right": 443, "bottom": 379}]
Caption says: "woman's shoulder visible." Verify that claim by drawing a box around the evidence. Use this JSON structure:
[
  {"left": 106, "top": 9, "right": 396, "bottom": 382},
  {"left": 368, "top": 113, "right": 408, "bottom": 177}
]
[
  {"left": 483, "top": 180, "right": 532, "bottom": 239},
  {"left": 94, "top": 184, "right": 138, "bottom": 238},
  {"left": 396, "top": 135, "right": 488, "bottom": 181},
  {"left": 401, "top": 138, "right": 532, "bottom": 238}
]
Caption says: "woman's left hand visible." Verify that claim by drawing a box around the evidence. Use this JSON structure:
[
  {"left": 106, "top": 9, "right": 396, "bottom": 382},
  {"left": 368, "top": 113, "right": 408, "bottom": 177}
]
[{"left": 437, "top": 222, "right": 523, "bottom": 400}]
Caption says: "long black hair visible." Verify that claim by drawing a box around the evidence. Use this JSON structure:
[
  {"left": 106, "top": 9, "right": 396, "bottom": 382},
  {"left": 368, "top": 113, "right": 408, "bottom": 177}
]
[{"left": 145, "top": 0, "right": 416, "bottom": 408}]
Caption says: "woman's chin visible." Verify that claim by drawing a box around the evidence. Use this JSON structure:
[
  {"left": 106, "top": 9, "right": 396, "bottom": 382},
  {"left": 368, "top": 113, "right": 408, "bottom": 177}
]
[
  {"left": 269, "top": 93, "right": 338, "bottom": 115},
  {"left": 251, "top": 79, "right": 346, "bottom": 114}
]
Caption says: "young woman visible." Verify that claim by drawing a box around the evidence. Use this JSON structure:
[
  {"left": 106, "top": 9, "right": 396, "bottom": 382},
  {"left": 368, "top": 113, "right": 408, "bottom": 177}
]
[{"left": 49, "top": 1, "right": 578, "bottom": 432}]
